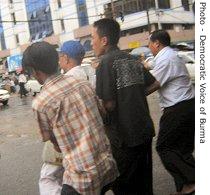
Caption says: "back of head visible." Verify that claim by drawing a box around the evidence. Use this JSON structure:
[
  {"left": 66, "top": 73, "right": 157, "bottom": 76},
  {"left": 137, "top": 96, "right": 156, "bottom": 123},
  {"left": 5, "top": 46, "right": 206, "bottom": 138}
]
[
  {"left": 60, "top": 40, "right": 85, "bottom": 65},
  {"left": 150, "top": 30, "right": 171, "bottom": 46},
  {"left": 93, "top": 18, "right": 120, "bottom": 46},
  {"left": 22, "top": 41, "right": 58, "bottom": 75}
]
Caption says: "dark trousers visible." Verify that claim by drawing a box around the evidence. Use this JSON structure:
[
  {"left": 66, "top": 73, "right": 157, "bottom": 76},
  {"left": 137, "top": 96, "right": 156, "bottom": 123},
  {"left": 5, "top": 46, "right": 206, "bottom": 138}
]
[
  {"left": 61, "top": 184, "right": 80, "bottom": 195},
  {"left": 156, "top": 99, "right": 195, "bottom": 192},
  {"left": 19, "top": 82, "right": 27, "bottom": 97},
  {"left": 110, "top": 139, "right": 153, "bottom": 195},
  {"left": 61, "top": 184, "right": 112, "bottom": 195}
]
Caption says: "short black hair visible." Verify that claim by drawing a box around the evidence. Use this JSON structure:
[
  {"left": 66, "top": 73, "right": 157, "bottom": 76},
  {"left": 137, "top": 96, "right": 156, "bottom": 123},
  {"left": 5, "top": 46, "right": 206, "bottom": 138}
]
[
  {"left": 93, "top": 18, "right": 120, "bottom": 46},
  {"left": 22, "top": 41, "right": 58, "bottom": 75},
  {"left": 150, "top": 30, "right": 171, "bottom": 46}
]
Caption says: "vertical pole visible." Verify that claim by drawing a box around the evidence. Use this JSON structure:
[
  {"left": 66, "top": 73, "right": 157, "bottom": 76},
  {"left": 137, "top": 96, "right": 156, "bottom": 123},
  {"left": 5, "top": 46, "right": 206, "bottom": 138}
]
[
  {"left": 111, "top": 0, "right": 116, "bottom": 19},
  {"left": 146, "top": 10, "right": 151, "bottom": 33},
  {"left": 155, "top": 0, "right": 162, "bottom": 29},
  {"left": 146, "top": 0, "right": 151, "bottom": 33}
]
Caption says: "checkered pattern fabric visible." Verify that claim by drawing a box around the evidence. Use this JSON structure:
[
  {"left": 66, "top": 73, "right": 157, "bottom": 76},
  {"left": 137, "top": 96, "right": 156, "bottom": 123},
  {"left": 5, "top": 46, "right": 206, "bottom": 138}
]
[{"left": 32, "top": 74, "right": 118, "bottom": 194}]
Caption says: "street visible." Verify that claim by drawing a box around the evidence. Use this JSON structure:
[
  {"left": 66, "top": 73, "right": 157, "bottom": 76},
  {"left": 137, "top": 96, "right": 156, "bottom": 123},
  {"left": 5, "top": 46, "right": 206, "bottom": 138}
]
[{"left": 0, "top": 93, "right": 175, "bottom": 195}]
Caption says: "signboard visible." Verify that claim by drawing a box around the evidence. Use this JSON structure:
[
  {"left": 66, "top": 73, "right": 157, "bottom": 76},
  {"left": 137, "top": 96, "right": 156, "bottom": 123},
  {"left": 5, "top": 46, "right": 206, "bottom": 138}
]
[
  {"left": 128, "top": 41, "right": 140, "bottom": 49},
  {"left": 7, "top": 54, "right": 23, "bottom": 72}
]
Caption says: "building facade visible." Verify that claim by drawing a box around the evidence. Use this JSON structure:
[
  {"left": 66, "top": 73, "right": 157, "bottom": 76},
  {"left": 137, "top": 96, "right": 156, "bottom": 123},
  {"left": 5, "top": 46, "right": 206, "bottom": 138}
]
[
  {"left": 73, "top": 0, "right": 195, "bottom": 52},
  {"left": 25, "top": 0, "right": 54, "bottom": 42},
  {"left": 0, "top": 0, "right": 194, "bottom": 61}
]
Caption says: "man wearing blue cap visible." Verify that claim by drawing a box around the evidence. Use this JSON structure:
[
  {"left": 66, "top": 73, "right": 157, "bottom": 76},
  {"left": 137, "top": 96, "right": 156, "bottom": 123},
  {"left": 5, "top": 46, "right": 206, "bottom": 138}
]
[{"left": 59, "top": 40, "right": 87, "bottom": 80}]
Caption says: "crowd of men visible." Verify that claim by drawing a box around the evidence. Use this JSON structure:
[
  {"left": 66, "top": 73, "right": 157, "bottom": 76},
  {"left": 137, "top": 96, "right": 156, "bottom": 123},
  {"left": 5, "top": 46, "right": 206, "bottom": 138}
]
[{"left": 22, "top": 18, "right": 195, "bottom": 195}]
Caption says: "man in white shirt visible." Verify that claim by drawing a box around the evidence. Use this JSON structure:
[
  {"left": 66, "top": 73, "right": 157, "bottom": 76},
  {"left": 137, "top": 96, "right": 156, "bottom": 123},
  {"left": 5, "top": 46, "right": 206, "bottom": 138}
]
[
  {"left": 148, "top": 30, "right": 195, "bottom": 195},
  {"left": 18, "top": 72, "right": 28, "bottom": 98}
]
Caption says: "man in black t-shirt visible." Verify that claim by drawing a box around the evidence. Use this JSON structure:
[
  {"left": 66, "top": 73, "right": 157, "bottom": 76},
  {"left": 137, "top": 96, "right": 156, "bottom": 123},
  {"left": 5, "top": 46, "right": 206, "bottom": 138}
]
[{"left": 91, "top": 18, "right": 160, "bottom": 195}]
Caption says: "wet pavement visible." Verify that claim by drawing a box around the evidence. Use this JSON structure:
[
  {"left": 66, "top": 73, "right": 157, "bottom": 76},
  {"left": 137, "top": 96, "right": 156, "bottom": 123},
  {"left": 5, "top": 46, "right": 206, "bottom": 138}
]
[{"left": 0, "top": 93, "right": 175, "bottom": 195}]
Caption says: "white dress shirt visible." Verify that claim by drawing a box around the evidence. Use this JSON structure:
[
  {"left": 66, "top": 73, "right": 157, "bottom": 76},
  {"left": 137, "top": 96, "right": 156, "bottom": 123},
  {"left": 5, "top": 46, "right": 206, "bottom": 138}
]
[
  {"left": 18, "top": 74, "right": 27, "bottom": 83},
  {"left": 151, "top": 46, "right": 195, "bottom": 108}
]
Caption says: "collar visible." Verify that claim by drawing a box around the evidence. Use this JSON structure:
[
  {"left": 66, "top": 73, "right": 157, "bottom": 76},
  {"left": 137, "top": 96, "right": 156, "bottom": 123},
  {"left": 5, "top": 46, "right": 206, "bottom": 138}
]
[
  {"left": 43, "top": 72, "right": 61, "bottom": 86},
  {"left": 65, "top": 66, "right": 81, "bottom": 75},
  {"left": 154, "top": 46, "right": 170, "bottom": 62},
  {"left": 106, "top": 45, "right": 119, "bottom": 54}
]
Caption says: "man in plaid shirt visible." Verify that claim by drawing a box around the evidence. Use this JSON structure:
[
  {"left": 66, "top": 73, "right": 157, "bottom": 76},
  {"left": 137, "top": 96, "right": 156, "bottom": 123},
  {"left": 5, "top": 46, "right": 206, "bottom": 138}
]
[{"left": 22, "top": 41, "right": 118, "bottom": 195}]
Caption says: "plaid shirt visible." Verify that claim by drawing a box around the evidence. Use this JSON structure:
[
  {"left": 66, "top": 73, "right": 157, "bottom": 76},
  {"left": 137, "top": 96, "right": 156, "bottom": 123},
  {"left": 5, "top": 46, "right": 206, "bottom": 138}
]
[{"left": 32, "top": 74, "right": 118, "bottom": 194}]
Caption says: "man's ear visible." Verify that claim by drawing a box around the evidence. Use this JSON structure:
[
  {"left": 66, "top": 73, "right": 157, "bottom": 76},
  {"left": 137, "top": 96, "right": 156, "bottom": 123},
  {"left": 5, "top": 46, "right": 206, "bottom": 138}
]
[
  {"left": 154, "top": 40, "right": 161, "bottom": 48},
  {"left": 101, "top": 36, "right": 108, "bottom": 46}
]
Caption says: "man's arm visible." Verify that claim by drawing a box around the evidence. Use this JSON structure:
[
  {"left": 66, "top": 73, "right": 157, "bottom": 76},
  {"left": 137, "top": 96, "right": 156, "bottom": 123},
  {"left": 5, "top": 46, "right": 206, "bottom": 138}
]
[
  {"left": 34, "top": 110, "right": 61, "bottom": 152},
  {"left": 143, "top": 67, "right": 160, "bottom": 95},
  {"left": 103, "top": 100, "right": 116, "bottom": 112},
  {"left": 145, "top": 80, "right": 160, "bottom": 96}
]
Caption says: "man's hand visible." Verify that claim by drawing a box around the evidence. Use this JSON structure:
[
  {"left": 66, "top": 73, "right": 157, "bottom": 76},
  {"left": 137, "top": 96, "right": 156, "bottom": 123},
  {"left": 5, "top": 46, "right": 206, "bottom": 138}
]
[{"left": 103, "top": 100, "right": 116, "bottom": 112}]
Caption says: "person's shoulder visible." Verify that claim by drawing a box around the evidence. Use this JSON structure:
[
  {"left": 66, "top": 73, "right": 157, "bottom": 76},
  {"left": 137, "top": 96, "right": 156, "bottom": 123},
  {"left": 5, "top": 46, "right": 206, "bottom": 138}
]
[
  {"left": 32, "top": 75, "right": 66, "bottom": 110},
  {"left": 164, "top": 47, "right": 178, "bottom": 58},
  {"left": 32, "top": 91, "right": 48, "bottom": 112},
  {"left": 155, "top": 48, "right": 172, "bottom": 64}
]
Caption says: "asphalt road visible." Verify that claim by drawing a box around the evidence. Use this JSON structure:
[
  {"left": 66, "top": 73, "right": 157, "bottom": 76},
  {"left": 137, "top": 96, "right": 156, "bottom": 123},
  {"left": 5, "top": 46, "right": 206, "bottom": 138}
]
[{"left": 0, "top": 93, "right": 175, "bottom": 195}]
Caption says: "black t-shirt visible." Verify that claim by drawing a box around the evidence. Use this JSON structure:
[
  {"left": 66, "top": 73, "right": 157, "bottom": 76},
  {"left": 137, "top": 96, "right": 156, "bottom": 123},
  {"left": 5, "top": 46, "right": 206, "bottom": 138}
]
[{"left": 96, "top": 47, "right": 155, "bottom": 147}]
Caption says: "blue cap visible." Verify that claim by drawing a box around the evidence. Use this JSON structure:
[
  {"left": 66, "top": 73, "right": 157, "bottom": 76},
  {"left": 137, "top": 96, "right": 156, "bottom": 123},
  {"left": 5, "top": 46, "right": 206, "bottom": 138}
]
[{"left": 60, "top": 40, "right": 85, "bottom": 63}]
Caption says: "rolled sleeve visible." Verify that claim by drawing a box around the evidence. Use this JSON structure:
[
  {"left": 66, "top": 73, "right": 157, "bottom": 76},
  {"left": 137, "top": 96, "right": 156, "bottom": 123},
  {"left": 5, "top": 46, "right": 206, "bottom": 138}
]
[{"left": 150, "top": 59, "right": 171, "bottom": 87}]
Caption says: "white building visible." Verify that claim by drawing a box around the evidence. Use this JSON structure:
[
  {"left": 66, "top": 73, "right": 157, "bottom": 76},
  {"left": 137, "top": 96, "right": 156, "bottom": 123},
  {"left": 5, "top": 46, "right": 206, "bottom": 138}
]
[
  {"left": 0, "top": 1, "right": 30, "bottom": 54},
  {"left": 0, "top": 0, "right": 194, "bottom": 59},
  {"left": 72, "top": 0, "right": 195, "bottom": 51}
]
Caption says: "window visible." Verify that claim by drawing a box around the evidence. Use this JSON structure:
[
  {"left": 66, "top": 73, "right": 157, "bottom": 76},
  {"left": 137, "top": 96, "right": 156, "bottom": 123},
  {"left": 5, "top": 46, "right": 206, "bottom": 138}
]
[
  {"left": 121, "top": 25, "right": 149, "bottom": 37},
  {"left": 182, "top": 0, "right": 190, "bottom": 11},
  {"left": 104, "top": 0, "right": 155, "bottom": 19},
  {"left": 45, "top": 5, "right": 50, "bottom": 13},
  {"left": 162, "top": 23, "right": 174, "bottom": 30},
  {"left": 139, "top": 0, "right": 155, "bottom": 10},
  {"left": 26, "top": 0, "right": 54, "bottom": 41},
  {"left": 15, "top": 34, "right": 19, "bottom": 44},
  {"left": 182, "top": 24, "right": 193, "bottom": 30},
  {"left": 11, "top": 13, "right": 16, "bottom": 25},
  {"left": 0, "top": 33, "right": 6, "bottom": 50},
  {"left": 31, "top": 11, "right": 37, "bottom": 19},
  {"left": 124, "top": 0, "right": 138, "bottom": 14},
  {"left": 158, "top": 0, "right": 170, "bottom": 9},
  {"left": 61, "top": 19, "right": 65, "bottom": 32},
  {"left": 129, "top": 26, "right": 148, "bottom": 34},
  {"left": 78, "top": 12, "right": 88, "bottom": 27},
  {"left": 76, "top": 0, "right": 89, "bottom": 27},
  {"left": 57, "top": 0, "right": 61, "bottom": 8}
]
